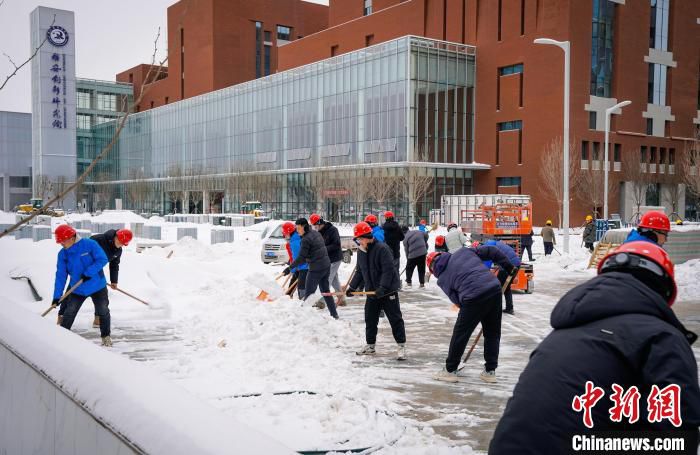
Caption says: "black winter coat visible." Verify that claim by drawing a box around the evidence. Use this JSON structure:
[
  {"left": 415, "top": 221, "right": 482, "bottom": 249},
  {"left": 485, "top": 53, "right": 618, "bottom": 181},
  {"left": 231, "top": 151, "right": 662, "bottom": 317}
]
[
  {"left": 583, "top": 221, "right": 597, "bottom": 243},
  {"left": 288, "top": 228, "right": 331, "bottom": 272},
  {"left": 520, "top": 230, "right": 533, "bottom": 247},
  {"left": 489, "top": 272, "right": 700, "bottom": 455},
  {"left": 319, "top": 222, "right": 343, "bottom": 263},
  {"left": 382, "top": 220, "right": 404, "bottom": 259},
  {"left": 348, "top": 240, "right": 400, "bottom": 297},
  {"left": 90, "top": 230, "right": 122, "bottom": 283}
]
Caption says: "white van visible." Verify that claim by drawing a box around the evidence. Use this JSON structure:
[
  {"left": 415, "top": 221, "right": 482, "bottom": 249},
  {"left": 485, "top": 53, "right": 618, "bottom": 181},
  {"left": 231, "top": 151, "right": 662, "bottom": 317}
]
[{"left": 260, "top": 221, "right": 288, "bottom": 264}]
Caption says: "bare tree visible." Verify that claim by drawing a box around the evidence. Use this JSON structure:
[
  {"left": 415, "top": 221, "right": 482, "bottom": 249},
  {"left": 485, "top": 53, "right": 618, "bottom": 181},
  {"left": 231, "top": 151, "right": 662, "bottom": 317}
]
[
  {"left": 349, "top": 171, "right": 371, "bottom": 222},
  {"left": 621, "top": 147, "right": 652, "bottom": 223},
  {"left": 401, "top": 165, "right": 433, "bottom": 225},
  {"left": 1, "top": 13, "right": 54, "bottom": 91},
  {"left": 1, "top": 28, "right": 168, "bottom": 238},
  {"left": 54, "top": 176, "right": 68, "bottom": 208},
  {"left": 681, "top": 125, "right": 700, "bottom": 219},
  {"left": 34, "top": 175, "right": 54, "bottom": 201},
  {"left": 537, "top": 137, "right": 581, "bottom": 227},
  {"left": 661, "top": 167, "right": 683, "bottom": 219},
  {"left": 366, "top": 171, "right": 400, "bottom": 212},
  {"left": 125, "top": 168, "right": 150, "bottom": 212},
  {"left": 576, "top": 166, "right": 618, "bottom": 218}
]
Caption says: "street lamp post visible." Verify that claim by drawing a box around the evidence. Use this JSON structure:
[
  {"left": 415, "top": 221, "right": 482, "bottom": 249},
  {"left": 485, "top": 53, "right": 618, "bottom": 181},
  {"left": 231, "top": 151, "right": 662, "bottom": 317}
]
[
  {"left": 534, "top": 38, "right": 570, "bottom": 253},
  {"left": 604, "top": 100, "right": 631, "bottom": 220}
]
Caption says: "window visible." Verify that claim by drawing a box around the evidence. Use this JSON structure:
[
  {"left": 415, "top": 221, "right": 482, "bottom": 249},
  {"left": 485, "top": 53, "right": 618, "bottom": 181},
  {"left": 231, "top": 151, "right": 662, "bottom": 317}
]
[
  {"left": 165, "top": 97, "right": 169, "bottom": 104},
  {"left": 150, "top": 101, "right": 155, "bottom": 108},
  {"left": 77, "top": 90, "right": 90, "bottom": 109},
  {"left": 264, "top": 45, "right": 271, "bottom": 76},
  {"left": 646, "top": 118, "right": 653, "bottom": 135},
  {"left": 128, "top": 73, "right": 133, "bottom": 83},
  {"left": 592, "top": 142, "right": 600, "bottom": 161},
  {"left": 614, "top": 143, "right": 621, "bottom": 162},
  {"left": 589, "top": 112, "right": 597, "bottom": 129},
  {"left": 331, "top": 45, "right": 339, "bottom": 57},
  {"left": 497, "top": 120, "right": 522, "bottom": 131},
  {"left": 648, "top": 0, "right": 670, "bottom": 105},
  {"left": 96, "top": 93, "right": 116, "bottom": 111},
  {"left": 498, "top": 64, "right": 524, "bottom": 76},
  {"left": 96, "top": 116, "right": 113, "bottom": 125},
  {"left": 255, "top": 21, "right": 262, "bottom": 78},
  {"left": 650, "top": 146, "right": 656, "bottom": 163},
  {"left": 497, "top": 177, "right": 521, "bottom": 186},
  {"left": 646, "top": 183, "right": 661, "bottom": 206},
  {"left": 9, "top": 176, "right": 30, "bottom": 188},
  {"left": 660, "top": 147, "right": 666, "bottom": 163},
  {"left": 277, "top": 25, "right": 291, "bottom": 41},
  {"left": 364, "top": 0, "right": 372, "bottom": 15},
  {"left": 77, "top": 114, "right": 91, "bottom": 130},
  {"left": 641, "top": 146, "right": 647, "bottom": 162},
  {"left": 669, "top": 148, "right": 675, "bottom": 164},
  {"left": 582, "top": 141, "right": 589, "bottom": 160},
  {"left": 365, "top": 34, "right": 374, "bottom": 47},
  {"left": 264, "top": 31, "right": 271, "bottom": 42},
  {"left": 590, "top": 0, "right": 616, "bottom": 97}
]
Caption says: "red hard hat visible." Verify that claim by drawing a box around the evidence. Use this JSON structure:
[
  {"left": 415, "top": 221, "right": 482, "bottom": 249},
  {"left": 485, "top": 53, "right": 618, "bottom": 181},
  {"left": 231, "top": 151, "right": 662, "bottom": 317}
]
[
  {"left": 639, "top": 211, "right": 670, "bottom": 233},
  {"left": 54, "top": 224, "right": 76, "bottom": 244},
  {"left": 420, "top": 219, "right": 426, "bottom": 225},
  {"left": 364, "top": 214, "right": 378, "bottom": 224},
  {"left": 384, "top": 211, "right": 394, "bottom": 219},
  {"left": 426, "top": 252, "right": 442, "bottom": 274},
  {"left": 435, "top": 235, "right": 445, "bottom": 247},
  {"left": 116, "top": 229, "right": 133, "bottom": 246},
  {"left": 282, "top": 221, "right": 296, "bottom": 237},
  {"left": 471, "top": 241, "right": 480, "bottom": 248},
  {"left": 353, "top": 221, "right": 373, "bottom": 238},
  {"left": 309, "top": 213, "right": 322, "bottom": 225},
  {"left": 598, "top": 241, "right": 676, "bottom": 306}
]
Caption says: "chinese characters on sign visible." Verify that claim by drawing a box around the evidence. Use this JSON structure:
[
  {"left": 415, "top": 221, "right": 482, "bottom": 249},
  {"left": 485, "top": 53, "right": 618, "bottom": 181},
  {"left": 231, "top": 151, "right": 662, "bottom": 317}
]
[
  {"left": 572, "top": 382, "right": 682, "bottom": 428},
  {"left": 50, "top": 52, "right": 67, "bottom": 129}
]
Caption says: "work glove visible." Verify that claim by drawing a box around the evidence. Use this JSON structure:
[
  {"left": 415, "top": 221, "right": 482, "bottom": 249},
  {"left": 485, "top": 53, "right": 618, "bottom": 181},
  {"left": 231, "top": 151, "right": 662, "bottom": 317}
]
[
  {"left": 52, "top": 298, "right": 60, "bottom": 307},
  {"left": 345, "top": 287, "right": 355, "bottom": 298},
  {"left": 282, "top": 266, "right": 290, "bottom": 276},
  {"left": 374, "top": 287, "right": 388, "bottom": 299},
  {"left": 80, "top": 274, "right": 91, "bottom": 282}
]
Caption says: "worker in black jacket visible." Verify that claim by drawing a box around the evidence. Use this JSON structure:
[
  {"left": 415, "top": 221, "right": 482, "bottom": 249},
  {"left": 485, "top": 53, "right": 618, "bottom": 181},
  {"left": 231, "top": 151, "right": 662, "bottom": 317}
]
[
  {"left": 382, "top": 211, "right": 404, "bottom": 275},
  {"left": 489, "top": 241, "right": 700, "bottom": 454},
  {"left": 283, "top": 218, "right": 338, "bottom": 319},
  {"left": 90, "top": 228, "right": 133, "bottom": 328},
  {"left": 311, "top": 214, "right": 344, "bottom": 305},
  {"left": 347, "top": 222, "right": 406, "bottom": 360}
]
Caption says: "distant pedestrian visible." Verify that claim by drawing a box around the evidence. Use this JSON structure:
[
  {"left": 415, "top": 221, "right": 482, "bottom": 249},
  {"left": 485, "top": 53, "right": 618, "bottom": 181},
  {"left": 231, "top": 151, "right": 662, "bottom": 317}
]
[
  {"left": 347, "top": 222, "right": 406, "bottom": 360},
  {"left": 429, "top": 245, "right": 515, "bottom": 383},
  {"left": 418, "top": 219, "right": 428, "bottom": 232},
  {"left": 445, "top": 222, "right": 467, "bottom": 253},
  {"left": 489, "top": 242, "right": 700, "bottom": 454},
  {"left": 382, "top": 211, "right": 404, "bottom": 275},
  {"left": 583, "top": 215, "right": 596, "bottom": 252},
  {"left": 403, "top": 227, "right": 429, "bottom": 287},
  {"left": 519, "top": 219, "right": 534, "bottom": 261},
  {"left": 541, "top": 220, "right": 556, "bottom": 256},
  {"left": 365, "top": 214, "right": 385, "bottom": 242}
]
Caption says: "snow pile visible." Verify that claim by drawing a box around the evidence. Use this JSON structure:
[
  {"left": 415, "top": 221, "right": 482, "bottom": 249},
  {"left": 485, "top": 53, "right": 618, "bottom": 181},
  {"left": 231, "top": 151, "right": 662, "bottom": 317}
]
[
  {"left": 676, "top": 259, "right": 700, "bottom": 301},
  {"left": 91, "top": 210, "right": 148, "bottom": 223}
]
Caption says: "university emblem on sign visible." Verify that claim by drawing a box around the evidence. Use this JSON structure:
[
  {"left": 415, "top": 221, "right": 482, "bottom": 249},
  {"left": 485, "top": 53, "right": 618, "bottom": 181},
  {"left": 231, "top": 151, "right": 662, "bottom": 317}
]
[{"left": 46, "top": 26, "right": 69, "bottom": 47}]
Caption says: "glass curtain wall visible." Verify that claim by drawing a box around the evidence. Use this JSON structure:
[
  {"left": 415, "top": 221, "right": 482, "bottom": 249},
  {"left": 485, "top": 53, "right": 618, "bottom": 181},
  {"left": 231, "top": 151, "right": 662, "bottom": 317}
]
[{"left": 85, "top": 37, "right": 476, "bottom": 223}]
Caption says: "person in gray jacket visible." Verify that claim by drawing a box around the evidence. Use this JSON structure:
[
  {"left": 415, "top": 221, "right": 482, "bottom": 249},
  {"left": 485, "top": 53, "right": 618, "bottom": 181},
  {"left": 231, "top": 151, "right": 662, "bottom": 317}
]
[
  {"left": 403, "top": 227, "right": 429, "bottom": 287},
  {"left": 445, "top": 222, "right": 467, "bottom": 252},
  {"left": 283, "top": 218, "right": 338, "bottom": 319}
]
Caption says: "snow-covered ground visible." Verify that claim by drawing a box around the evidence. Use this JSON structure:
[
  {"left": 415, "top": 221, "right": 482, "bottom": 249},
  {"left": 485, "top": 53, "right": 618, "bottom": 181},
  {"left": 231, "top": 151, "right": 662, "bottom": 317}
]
[{"left": 1, "top": 213, "right": 698, "bottom": 453}]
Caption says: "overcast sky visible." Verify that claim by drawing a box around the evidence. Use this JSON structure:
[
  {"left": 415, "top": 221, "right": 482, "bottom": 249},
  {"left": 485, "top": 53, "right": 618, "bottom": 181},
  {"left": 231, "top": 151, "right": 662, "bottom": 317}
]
[{"left": 0, "top": 0, "right": 329, "bottom": 114}]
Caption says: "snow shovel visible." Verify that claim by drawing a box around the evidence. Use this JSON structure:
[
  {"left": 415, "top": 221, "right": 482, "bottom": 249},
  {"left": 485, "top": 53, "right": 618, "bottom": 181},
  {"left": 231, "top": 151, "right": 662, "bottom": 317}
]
[
  {"left": 322, "top": 291, "right": 375, "bottom": 297},
  {"left": 457, "top": 271, "right": 516, "bottom": 372},
  {"left": 552, "top": 246, "right": 562, "bottom": 256},
  {"left": 250, "top": 272, "right": 286, "bottom": 301},
  {"left": 113, "top": 286, "right": 150, "bottom": 306},
  {"left": 41, "top": 279, "right": 84, "bottom": 317},
  {"left": 337, "top": 266, "right": 357, "bottom": 306},
  {"left": 9, "top": 270, "right": 42, "bottom": 302}
]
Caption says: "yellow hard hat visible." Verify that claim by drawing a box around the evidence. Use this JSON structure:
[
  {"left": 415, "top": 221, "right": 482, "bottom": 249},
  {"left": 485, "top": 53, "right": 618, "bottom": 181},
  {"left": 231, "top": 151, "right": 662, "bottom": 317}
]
[
  {"left": 586, "top": 215, "right": 593, "bottom": 221},
  {"left": 546, "top": 219, "right": 552, "bottom": 225},
  {"left": 523, "top": 217, "right": 529, "bottom": 221},
  {"left": 675, "top": 219, "right": 683, "bottom": 225}
]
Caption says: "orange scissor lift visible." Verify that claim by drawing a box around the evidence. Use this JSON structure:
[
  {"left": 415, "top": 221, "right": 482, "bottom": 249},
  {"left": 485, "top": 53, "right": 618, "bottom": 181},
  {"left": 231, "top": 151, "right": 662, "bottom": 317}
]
[{"left": 460, "top": 195, "right": 534, "bottom": 293}]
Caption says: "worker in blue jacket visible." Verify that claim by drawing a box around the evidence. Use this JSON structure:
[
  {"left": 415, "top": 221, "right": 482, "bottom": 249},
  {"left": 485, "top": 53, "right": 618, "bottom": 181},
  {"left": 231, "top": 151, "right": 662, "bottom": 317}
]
[
  {"left": 485, "top": 240, "right": 521, "bottom": 315},
  {"left": 287, "top": 223, "right": 309, "bottom": 299},
  {"left": 365, "top": 214, "right": 385, "bottom": 242},
  {"left": 52, "top": 224, "right": 112, "bottom": 347}
]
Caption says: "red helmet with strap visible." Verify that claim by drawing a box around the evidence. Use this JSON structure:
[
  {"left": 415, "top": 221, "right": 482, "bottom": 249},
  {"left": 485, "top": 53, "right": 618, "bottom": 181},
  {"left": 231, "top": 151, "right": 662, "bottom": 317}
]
[
  {"left": 639, "top": 211, "right": 670, "bottom": 233},
  {"left": 353, "top": 222, "right": 373, "bottom": 238},
  {"left": 116, "top": 229, "right": 133, "bottom": 246},
  {"left": 54, "top": 224, "right": 76, "bottom": 244},
  {"left": 282, "top": 221, "right": 296, "bottom": 237},
  {"left": 598, "top": 241, "right": 676, "bottom": 306},
  {"left": 364, "top": 214, "right": 378, "bottom": 224},
  {"left": 426, "top": 252, "right": 442, "bottom": 274},
  {"left": 435, "top": 235, "right": 445, "bottom": 247},
  {"left": 420, "top": 219, "right": 426, "bottom": 225},
  {"left": 384, "top": 211, "right": 394, "bottom": 219},
  {"left": 309, "top": 213, "right": 322, "bottom": 225}
]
